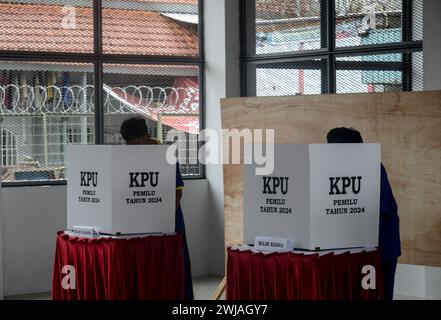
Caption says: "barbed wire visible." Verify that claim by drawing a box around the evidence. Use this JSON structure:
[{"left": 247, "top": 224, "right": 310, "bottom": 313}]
[{"left": 0, "top": 84, "right": 199, "bottom": 115}]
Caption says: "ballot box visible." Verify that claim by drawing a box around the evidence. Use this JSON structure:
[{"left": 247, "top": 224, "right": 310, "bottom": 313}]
[
  {"left": 67, "top": 144, "right": 176, "bottom": 235},
  {"left": 243, "top": 144, "right": 381, "bottom": 250}
]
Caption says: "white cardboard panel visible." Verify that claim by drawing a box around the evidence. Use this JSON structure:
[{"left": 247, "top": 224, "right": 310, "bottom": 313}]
[
  {"left": 67, "top": 145, "right": 175, "bottom": 234},
  {"left": 309, "top": 143, "right": 381, "bottom": 250},
  {"left": 244, "top": 144, "right": 381, "bottom": 250},
  {"left": 67, "top": 145, "right": 112, "bottom": 233},
  {"left": 244, "top": 144, "right": 310, "bottom": 247},
  {"left": 111, "top": 145, "right": 175, "bottom": 234}
]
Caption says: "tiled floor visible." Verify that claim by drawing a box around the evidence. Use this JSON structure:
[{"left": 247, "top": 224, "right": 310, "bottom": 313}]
[
  {"left": 393, "top": 295, "right": 425, "bottom": 300},
  {"left": 4, "top": 277, "right": 422, "bottom": 300},
  {"left": 5, "top": 292, "right": 52, "bottom": 300},
  {"left": 193, "top": 276, "right": 225, "bottom": 300},
  {"left": 4, "top": 276, "right": 225, "bottom": 300}
]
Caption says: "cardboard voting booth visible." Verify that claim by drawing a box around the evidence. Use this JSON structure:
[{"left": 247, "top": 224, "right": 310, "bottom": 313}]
[
  {"left": 67, "top": 144, "right": 176, "bottom": 235},
  {"left": 243, "top": 144, "right": 381, "bottom": 251}
]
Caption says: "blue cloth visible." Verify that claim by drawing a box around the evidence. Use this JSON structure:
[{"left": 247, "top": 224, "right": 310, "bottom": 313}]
[
  {"left": 174, "top": 164, "right": 194, "bottom": 300},
  {"left": 176, "top": 163, "right": 184, "bottom": 191},
  {"left": 175, "top": 163, "right": 185, "bottom": 234},
  {"left": 379, "top": 164, "right": 401, "bottom": 300},
  {"left": 379, "top": 164, "right": 401, "bottom": 261}
]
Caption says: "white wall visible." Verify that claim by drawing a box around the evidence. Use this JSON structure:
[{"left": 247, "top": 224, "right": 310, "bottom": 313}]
[
  {"left": 395, "top": 264, "right": 441, "bottom": 299},
  {"left": 2, "top": 185, "right": 66, "bottom": 296},
  {"left": 204, "top": 0, "right": 226, "bottom": 276},
  {"left": 1, "top": 180, "right": 210, "bottom": 296},
  {"left": 180, "top": 180, "right": 211, "bottom": 277},
  {"left": 393, "top": 0, "right": 441, "bottom": 300},
  {"left": 415, "top": 0, "right": 441, "bottom": 300},
  {"left": 423, "top": 0, "right": 441, "bottom": 90},
  {"left": 204, "top": 0, "right": 241, "bottom": 276}
]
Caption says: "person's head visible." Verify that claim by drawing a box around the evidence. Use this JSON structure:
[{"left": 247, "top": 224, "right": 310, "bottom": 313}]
[
  {"left": 326, "top": 127, "right": 363, "bottom": 144},
  {"left": 120, "top": 116, "right": 155, "bottom": 145}
]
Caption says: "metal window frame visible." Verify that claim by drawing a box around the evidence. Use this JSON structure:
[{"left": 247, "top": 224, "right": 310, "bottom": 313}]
[
  {"left": 240, "top": 0, "right": 423, "bottom": 96},
  {"left": 0, "top": 0, "right": 206, "bottom": 187}
]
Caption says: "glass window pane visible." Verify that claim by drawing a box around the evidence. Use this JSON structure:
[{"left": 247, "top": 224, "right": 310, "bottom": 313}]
[
  {"left": 245, "top": 60, "right": 324, "bottom": 96},
  {"left": 102, "top": 0, "right": 199, "bottom": 56},
  {"left": 0, "top": 61, "right": 94, "bottom": 183},
  {"left": 336, "top": 53, "right": 403, "bottom": 93},
  {"left": 103, "top": 63, "right": 201, "bottom": 177},
  {"left": 335, "top": 0, "right": 402, "bottom": 47},
  {"left": 0, "top": 0, "right": 93, "bottom": 53},
  {"left": 245, "top": 0, "right": 322, "bottom": 55}
]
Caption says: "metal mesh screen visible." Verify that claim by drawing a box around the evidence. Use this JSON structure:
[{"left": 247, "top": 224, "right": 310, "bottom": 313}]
[
  {"left": 103, "top": 63, "right": 201, "bottom": 177},
  {"left": 336, "top": 50, "right": 423, "bottom": 93},
  {"left": 412, "top": 0, "right": 423, "bottom": 41},
  {"left": 244, "top": 0, "right": 322, "bottom": 55},
  {"left": 0, "top": 0, "right": 94, "bottom": 53},
  {"left": 0, "top": 0, "right": 203, "bottom": 183},
  {"left": 245, "top": 60, "right": 324, "bottom": 96},
  {"left": 0, "top": 61, "right": 94, "bottom": 182},
  {"left": 411, "top": 51, "right": 423, "bottom": 91},
  {"left": 335, "top": 0, "right": 403, "bottom": 47},
  {"left": 102, "top": 0, "right": 199, "bottom": 56},
  {"left": 336, "top": 53, "right": 403, "bottom": 93},
  {"left": 242, "top": 0, "right": 423, "bottom": 97}
]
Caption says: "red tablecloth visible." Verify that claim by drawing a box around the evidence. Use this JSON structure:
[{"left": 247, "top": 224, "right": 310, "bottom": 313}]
[
  {"left": 52, "top": 231, "right": 185, "bottom": 300},
  {"left": 226, "top": 248, "right": 385, "bottom": 300}
]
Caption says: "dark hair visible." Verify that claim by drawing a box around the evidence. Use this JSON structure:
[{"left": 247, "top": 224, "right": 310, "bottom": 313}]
[
  {"left": 326, "top": 127, "right": 363, "bottom": 143},
  {"left": 120, "top": 116, "right": 149, "bottom": 142}
]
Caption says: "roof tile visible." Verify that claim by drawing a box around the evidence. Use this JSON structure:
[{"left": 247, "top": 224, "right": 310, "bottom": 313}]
[{"left": 0, "top": 2, "right": 198, "bottom": 56}]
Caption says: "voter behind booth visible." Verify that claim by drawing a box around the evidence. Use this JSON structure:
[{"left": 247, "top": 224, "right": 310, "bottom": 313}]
[
  {"left": 120, "top": 116, "right": 194, "bottom": 300},
  {"left": 326, "top": 127, "right": 401, "bottom": 300}
]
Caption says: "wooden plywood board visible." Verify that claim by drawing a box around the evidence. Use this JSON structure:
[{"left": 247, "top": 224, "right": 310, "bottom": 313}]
[{"left": 221, "top": 91, "right": 441, "bottom": 267}]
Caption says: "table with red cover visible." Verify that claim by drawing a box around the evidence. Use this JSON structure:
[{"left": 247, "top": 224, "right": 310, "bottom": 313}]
[
  {"left": 52, "top": 231, "right": 185, "bottom": 300},
  {"left": 226, "top": 247, "right": 384, "bottom": 300}
]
